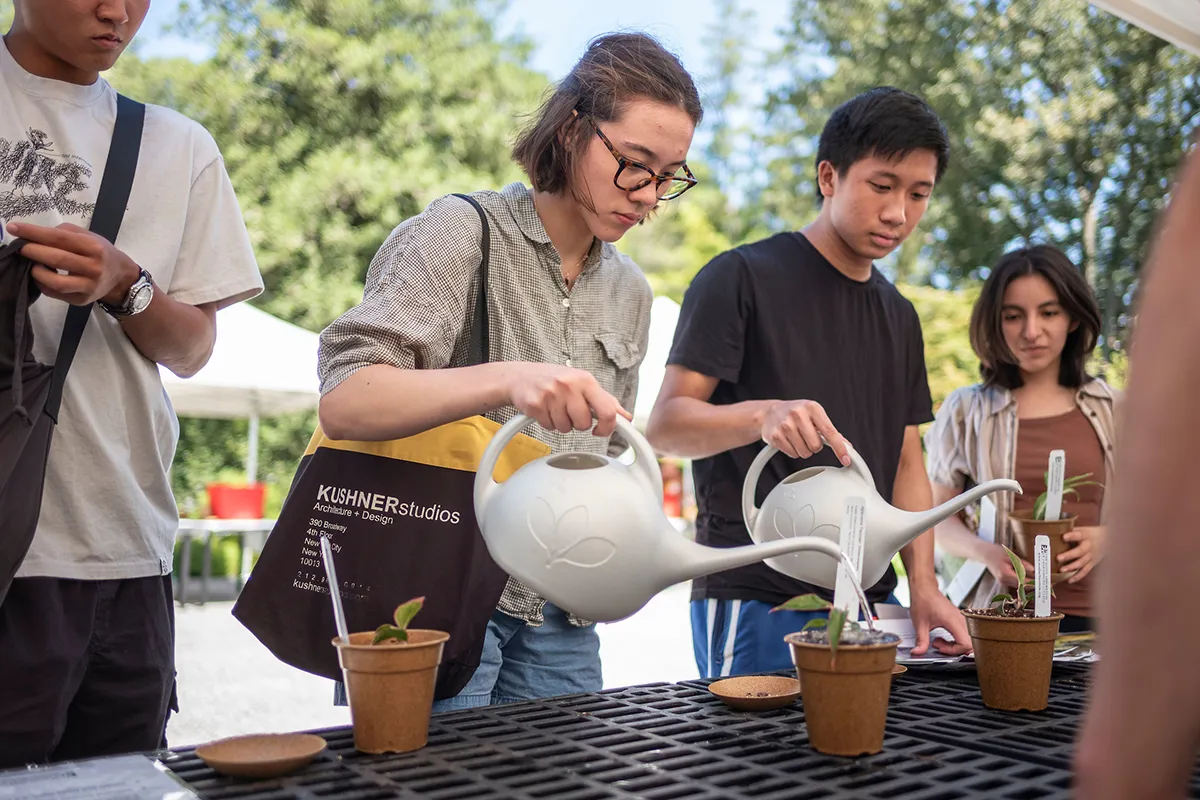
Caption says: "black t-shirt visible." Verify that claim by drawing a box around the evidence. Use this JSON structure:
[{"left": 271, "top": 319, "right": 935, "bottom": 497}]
[{"left": 668, "top": 232, "right": 934, "bottom": 607}]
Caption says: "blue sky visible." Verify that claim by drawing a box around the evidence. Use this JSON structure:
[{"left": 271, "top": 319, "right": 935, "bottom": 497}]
[{"left": 136, "top": 0, "right": 795, "bottom": 98}]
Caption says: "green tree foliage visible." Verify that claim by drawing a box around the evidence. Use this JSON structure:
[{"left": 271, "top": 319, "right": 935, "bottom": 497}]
[
  {"left": 147, "top": 0, "right": 548, "bottom": 332},
  {"left": 112, "top": 0, "right": 550, "bottom": 509},
  {"left": 899, "top": 283, "right": 980, "bottom": 412},
  {"left": 4, "top": 0, "right": 1167, "bottom": 515},
  {"left": 769, "top": 0, "right": 1199, "bottom": 355}
]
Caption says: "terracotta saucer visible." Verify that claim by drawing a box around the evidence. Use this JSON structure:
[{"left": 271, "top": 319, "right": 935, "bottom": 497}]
[
  {"left": 708, "top": 675, "right": 802, "bottom": 711},
  {"left": 194, "top": 732, "right": 328, "bottom": 779},
  {"left": 892, "top": 664, "right": 908, "bottom": 675}
]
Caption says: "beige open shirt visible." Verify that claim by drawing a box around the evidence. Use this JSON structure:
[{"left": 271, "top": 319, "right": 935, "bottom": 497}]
[{"left": 923, "top": 379, "right": 1121, "bottom": 610}]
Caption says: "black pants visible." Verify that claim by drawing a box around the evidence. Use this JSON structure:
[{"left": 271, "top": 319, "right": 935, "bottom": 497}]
[{"left": 0, "top": 575, "right": 177, "bottom": 768}]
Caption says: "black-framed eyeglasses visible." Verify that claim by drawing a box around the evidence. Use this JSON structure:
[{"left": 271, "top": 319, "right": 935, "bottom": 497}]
[{"left": 584, "top": 115, "right": 697, "bottom": 201}]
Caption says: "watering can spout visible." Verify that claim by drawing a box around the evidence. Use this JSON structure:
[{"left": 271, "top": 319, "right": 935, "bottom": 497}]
[
  {"left": 664, "top": 533, "right": 846, "bottom": 588},
  {"left": 902, "top": 478, "right": 1023, "bottom": 541}
]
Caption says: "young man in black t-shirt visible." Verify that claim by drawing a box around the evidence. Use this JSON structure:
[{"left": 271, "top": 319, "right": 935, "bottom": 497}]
[{"left": 646, "top": 87, "right": 972, "bottom": 678}]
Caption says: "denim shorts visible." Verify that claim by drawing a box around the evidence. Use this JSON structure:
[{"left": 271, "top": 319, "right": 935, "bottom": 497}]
[{"left": 335, "top": 601, "right": 602, "bottom": 713}]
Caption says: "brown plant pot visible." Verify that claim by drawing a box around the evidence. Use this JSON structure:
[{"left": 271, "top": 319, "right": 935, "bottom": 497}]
[
  {"left": 1010, "top": 513, "right": 1077, "bottom": 575},
  {"left": 963, "top": 610, "right": 1062, "bottom": 711},
  {"left": 785, "top": 632, "right": 899, "bottom": 756},
  {"left": 333, "top": 629, "right": 450, "bottom": 754}
]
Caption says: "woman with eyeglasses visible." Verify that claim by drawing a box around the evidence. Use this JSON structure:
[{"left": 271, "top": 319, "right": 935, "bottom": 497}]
[{"left": 317, "top": 33, "right": 702, "bottom": 710}]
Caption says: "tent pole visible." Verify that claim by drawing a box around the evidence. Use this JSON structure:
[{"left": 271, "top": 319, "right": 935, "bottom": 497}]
[{"left": 247, "top": 413, "right": 260, "bottom": 484}]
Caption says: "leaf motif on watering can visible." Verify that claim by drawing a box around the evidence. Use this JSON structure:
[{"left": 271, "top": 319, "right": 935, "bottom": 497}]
[
  {"left": 772, "top": 504, "right": 816, "bottom": 541},
  {"left": 527, "top": 499, "right": 617, "bottom": 569}
]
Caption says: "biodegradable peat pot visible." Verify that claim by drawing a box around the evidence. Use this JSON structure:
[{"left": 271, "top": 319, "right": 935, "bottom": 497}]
[
  {"left": 333, "top": 629, "right": 449, "bottom": 754},
  {"left": 785, "top": 630, "right": 900, "bottom": 756},
  {"left": 964, "top": 610, "right": 1063, "bottom": 711},
  {"left": 1010, "top": 513, "right": 1077, "bottom": 575}
]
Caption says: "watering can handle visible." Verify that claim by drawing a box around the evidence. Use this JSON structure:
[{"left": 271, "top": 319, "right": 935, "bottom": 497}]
[
  {"left": 741, "top": 438, "right": 874, "bottom": 530},
  {"left": 474, "top": 413, "right": 664, "bottom": 521}
]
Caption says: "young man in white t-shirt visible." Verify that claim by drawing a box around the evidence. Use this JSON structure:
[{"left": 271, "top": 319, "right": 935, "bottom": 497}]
[{"left": 0, "top": 1, "right": 263, "bottom": 766}]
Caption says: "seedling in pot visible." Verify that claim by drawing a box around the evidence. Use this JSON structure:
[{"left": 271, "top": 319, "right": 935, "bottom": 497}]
[
  {"left": 988, "top": 547, "right": 1064, "bottom": 616},
  {"left": 772, "top": 594, "right": 869, "bottom": 660},
  {"left": 373, "top": 596, "right": 425, "bottom": 644},
  {"left": 1031, "top": 472, "right": 1100, "bottom": 521}
]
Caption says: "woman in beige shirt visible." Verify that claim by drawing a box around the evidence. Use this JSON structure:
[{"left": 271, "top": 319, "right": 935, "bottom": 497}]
[
  {"left": 318, "top": 33, "right": 704, "bottom": 711},
  {"left": 924, "top": 245, "right": 1120, "bottom": 633}
]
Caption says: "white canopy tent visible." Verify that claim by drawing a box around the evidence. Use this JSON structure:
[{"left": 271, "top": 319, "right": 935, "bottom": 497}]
[
  {"left": 160, "top": 302, "right": 320, "bottom": 481},
  {"left": 1090, "top": 0, "right": 1200, "bottom": 56}
]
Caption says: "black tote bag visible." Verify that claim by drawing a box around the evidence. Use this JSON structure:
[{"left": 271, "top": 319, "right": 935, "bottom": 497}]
[{"left": 232, "top": 194, "right": 548, "bottom": 699}]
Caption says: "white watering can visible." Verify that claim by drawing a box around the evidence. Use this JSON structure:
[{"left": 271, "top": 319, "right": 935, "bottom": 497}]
[
  {"left": 742, "top": 443, "right": 1022, "bottom": 589},
  {"left": 474, "top": 415, "right": 853, "bottom": 623}
]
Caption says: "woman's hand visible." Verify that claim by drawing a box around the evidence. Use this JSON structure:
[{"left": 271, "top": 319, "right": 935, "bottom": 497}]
[
  {"left": 985, "top": 543, "right": 1033, "bottom": 588},
  {"left": 1059, "top": 525, "right": 1105, "bottom": 582},
  {"left": 506, "top": 363, "right": 629, "bottom": 437}
]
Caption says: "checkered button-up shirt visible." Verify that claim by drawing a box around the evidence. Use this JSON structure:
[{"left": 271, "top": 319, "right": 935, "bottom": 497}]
[{"left": 318, "top": 182, "right": 654, "bottom": 626}]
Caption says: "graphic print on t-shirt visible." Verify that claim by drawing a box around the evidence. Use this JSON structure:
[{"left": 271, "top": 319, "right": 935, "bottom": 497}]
[{"left": 0, "top": 127, "right": 95, "bottom": 226}]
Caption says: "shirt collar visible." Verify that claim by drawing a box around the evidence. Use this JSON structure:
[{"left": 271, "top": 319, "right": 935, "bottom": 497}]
[
  {"left": 499, "top": 181, "right": 604, "bottom": 273},
  {"left": 500, "top": 182, "right": 552, "bottom": 244},
  {"left": 983, "top": 376, "right": 1114, "bottom": 417}
]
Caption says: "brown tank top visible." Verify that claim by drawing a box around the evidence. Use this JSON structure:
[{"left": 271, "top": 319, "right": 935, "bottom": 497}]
[{"left": 1013, "top": 407, "right": 1105, "bottom": 616}]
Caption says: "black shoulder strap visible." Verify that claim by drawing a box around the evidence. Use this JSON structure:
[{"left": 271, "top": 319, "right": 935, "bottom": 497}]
[
  {"left": 46, "top": 93, "right": 146, "bottom": 421},
  {"left": 451, "top": 193, "right": 491, "bottom": 366}
]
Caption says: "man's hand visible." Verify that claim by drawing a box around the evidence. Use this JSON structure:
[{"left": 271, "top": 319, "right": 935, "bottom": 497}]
[
  {"left": 908, "top": 583, "right": 972, "bottom": 656},
  {"left": 985, "top": 543, "right": 1034, "bottom": 588},
  {"left": 760, "top": 399, "right": 851, "bottom": 464},
  {"left": 1059, "top": 525, "right": 1105, "bottom": 583},
  {"left": 8, "top": 221, "right": 140, "bottom": 306}
]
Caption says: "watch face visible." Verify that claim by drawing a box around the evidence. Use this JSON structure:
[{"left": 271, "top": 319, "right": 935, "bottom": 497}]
[{"left": 129, "top": 282, "right": 153, "bottom": 314}]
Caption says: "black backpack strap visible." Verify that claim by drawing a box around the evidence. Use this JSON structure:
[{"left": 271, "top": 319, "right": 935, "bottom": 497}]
[
  {"left": 451, "top": 193, "right": 491, "bottom": 367},
  {"left": 46, "top": 93, "right": 146, "bottom": 422}
]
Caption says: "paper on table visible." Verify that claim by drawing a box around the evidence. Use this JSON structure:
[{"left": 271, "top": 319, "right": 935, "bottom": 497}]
[
  {"left": 872, "top": 605, "right": 967, "bottom": 664},
  {"left": 0, "top": 755, "right": 197, "bottom": 800}
]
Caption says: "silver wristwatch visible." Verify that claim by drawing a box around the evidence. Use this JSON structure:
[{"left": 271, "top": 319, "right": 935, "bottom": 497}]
[{"left": 100, "top": 267, "right": 154, "bottom": 318}]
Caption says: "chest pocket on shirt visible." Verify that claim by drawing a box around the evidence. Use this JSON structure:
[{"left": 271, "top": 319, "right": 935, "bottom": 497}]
[{"left": 593, "top": 332, "right": 640, "bottom": 396}]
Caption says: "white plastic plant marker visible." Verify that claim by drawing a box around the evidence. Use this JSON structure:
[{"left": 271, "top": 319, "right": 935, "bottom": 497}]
[
  {"left": 1034, "top": 534, "right": 1052, "bottom": 617},
  {"left": 320, "top": 535, "right": 350, "bottom": 643},
  {"left": 1045, "top": 449, "right": 1066, "bottom": 521},
  {"left": 833, "top": 496, "right": 867, "bottom": 621}
]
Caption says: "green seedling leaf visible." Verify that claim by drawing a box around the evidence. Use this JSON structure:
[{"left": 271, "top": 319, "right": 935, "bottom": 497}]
[
  {"left": 772, "top": 593, "right": 833, "bottom": 613},
  {"left": 991, "top": 593, "right": 1014, "bottom": 606},
  {"left": 392, "top": 596, "right": 425, "bottom": 631},
  {"left": 1006, "top": 546, "right": 1026, "bottom": 588},
  {"left": 802, "top": 618, "right": 829, "bottom": 631},
  {"left": 372, "top": 624, "right": 409, "bottom": 645}
]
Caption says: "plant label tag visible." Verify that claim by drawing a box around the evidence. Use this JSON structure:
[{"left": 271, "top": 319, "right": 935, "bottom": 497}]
[
  {"left": 1045, "top": 449, "right": 1066, "bottom": 521},
  {"left": 1034, "top": 534, "right": 1052, "bottom": 617},
  {"left": 833, "top": 496, "right": 867, "bottom": 620}
]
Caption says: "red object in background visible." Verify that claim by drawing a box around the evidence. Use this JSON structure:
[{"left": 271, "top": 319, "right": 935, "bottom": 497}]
[
  {"left": 661, "top": 461, "right": 683, "bottom": 518},
  {"left": 206, "top": 483, "right": 266, "bottom": 519}
]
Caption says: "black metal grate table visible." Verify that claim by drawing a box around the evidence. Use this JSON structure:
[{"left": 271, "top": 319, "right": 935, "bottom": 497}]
[{"left": 160, "top": 664, "right": 1200, "bottom": 799}]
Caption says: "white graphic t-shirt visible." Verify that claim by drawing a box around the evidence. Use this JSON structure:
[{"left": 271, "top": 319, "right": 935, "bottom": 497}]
[{"left": 0, "top": 41, "right": 264, "bottom": 580}]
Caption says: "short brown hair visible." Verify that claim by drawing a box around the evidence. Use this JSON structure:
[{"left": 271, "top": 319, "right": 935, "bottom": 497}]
[
  {"left": 513, "top": 33, "right": 703, "bottom": 195},
  {"left": 969, "top": 245, "right": 1102, "bottom": 390}
]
